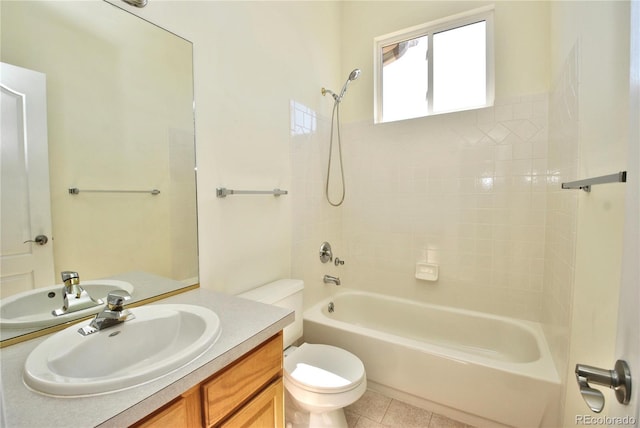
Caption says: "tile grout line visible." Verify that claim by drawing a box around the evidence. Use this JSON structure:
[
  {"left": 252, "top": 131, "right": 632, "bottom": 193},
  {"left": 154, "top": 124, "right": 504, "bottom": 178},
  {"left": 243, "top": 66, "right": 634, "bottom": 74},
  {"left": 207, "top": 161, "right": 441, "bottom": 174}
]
[
  {"left": 424, "top": 410, "right": 434, "bottom": 428},
  {"left": 379, "top": 397, "right": 394, "bottom": 425}
]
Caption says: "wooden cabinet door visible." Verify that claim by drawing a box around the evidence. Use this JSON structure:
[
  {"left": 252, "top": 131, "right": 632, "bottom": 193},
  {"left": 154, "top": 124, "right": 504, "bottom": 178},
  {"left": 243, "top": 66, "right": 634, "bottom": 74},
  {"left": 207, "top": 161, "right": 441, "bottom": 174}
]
[
  {"left": 133, "top": 385, "right": 201, "bottom": 428},
  {"left": 203, "top": 333, "right": 282, "bottom": 427},
  {"left": 219, "top": 378, "right": 284, "bottom": 428},
  {"left": 132, "top": 333, "right": 283, "bottom": 428}
]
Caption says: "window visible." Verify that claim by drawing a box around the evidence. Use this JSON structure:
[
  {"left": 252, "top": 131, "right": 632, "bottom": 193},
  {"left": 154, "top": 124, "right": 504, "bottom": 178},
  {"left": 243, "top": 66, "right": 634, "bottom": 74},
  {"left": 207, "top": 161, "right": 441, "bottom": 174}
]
[{"left": 374, "top": 6, "right": 494, "bottom": 123}]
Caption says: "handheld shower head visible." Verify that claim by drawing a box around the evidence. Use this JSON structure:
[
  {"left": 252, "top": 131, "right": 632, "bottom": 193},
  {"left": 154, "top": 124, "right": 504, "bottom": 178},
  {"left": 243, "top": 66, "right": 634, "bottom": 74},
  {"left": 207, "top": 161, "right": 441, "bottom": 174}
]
[
  {"left": 322, "top": 68, "right": 362, "bottom": 103},
  {"left": 338, "top": 68, "right": 361, "bottom": 100},
  {"left": 348, "top": 68, "right": 362, "bottom": 81}
]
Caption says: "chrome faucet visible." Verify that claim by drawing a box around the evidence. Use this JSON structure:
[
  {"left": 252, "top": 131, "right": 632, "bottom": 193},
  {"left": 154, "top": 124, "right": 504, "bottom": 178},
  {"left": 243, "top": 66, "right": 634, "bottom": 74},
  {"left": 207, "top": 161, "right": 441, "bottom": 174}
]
[
  {"left": 323, "top": 275, "right": 341, "bottom": 286},
  {"left": 78, "top": 290, "right": 135, "bottom": 336},
  {"left": 61, "top": 271, "right": 81, "bottom": 295},
  {"left": 52, "top": 271, "right": 103, "bottom": 316}
]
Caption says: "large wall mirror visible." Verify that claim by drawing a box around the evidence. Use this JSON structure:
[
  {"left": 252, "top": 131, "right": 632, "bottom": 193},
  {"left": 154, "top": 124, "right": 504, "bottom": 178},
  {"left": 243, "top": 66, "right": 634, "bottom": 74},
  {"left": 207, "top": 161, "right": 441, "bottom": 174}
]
[{"left": 0, "top": 0, "right": 198, "bottom": 343}]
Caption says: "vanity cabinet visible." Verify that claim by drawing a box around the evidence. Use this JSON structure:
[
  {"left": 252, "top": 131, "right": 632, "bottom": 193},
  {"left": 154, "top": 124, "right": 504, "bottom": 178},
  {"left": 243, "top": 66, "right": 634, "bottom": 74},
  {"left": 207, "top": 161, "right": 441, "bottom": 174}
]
[
  {"left": 218, "top": 379, "right": 283, "bottom": 428},
  {"left": 134, "top": 386, "right": 201, "bottom": 428},
  {"left": 133, "top": 332, "right": 284, "bottom": 428}
]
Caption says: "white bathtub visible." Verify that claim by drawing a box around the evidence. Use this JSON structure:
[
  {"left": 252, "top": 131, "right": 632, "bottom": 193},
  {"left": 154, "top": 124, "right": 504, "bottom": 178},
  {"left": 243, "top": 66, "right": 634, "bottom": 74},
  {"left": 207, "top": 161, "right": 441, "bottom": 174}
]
[{"left": 303, "top": 289, "right": 560, "bottom": 427}]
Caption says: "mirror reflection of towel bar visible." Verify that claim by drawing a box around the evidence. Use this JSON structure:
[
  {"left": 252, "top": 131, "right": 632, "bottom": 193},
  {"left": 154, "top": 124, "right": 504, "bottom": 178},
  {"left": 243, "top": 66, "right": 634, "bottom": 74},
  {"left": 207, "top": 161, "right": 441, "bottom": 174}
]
[
  {"left": 216, "top": 188, "right": 288, "bottom": 198},
  {"left": 68, "top": 187, "right": 160, "bottom": 195}
]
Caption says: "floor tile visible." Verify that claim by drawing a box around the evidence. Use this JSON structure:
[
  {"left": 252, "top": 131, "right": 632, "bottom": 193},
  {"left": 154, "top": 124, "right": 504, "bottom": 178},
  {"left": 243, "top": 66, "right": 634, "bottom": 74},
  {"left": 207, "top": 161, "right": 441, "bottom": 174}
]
[
  {"left": 381, "top": 399, "right": 433, "bottom": 427},
  {"left": 346, "top": 390, "right": 391, "bottom": 423},
  {"left": 346, "top": 389, "right": 475, "bottom": 428},
  {"left": 354, "top": 416, "right": 386, "bottom": 428},
  {"left": 345, "top": 409, "right": 360, "bottom": 428}
]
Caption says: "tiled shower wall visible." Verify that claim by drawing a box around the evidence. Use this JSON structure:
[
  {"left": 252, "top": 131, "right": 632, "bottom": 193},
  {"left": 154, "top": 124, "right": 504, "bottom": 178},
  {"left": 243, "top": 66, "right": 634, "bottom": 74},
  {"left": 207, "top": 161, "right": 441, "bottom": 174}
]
[
  {"left": 542, "top": 42, "right": 580, "bottom": 413},
  {"left": 338, "top": 94, "right": 550, "bottom": 321},
  {"left": 291, "top": 89, "right": 581, "bottom": 339},
  {"left": 290, "top": 100, "right": 345, "bottom": 308}
]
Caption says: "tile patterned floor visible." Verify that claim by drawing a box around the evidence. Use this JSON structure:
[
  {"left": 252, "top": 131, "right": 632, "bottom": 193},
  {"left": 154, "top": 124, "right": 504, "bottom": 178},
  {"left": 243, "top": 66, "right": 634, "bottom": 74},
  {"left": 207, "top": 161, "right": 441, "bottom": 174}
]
[{"left": 345, "top": 390, "right": 475, "bottom": 428}]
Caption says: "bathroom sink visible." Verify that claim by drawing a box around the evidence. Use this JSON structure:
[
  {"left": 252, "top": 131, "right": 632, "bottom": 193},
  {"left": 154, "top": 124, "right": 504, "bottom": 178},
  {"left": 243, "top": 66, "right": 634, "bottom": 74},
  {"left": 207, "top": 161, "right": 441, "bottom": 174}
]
[
  {"left": 0, "top": 280, "right": 134, "bottom": 329},
  {"left": 24, "top": 304, "right": 221, "bottom": 396}
]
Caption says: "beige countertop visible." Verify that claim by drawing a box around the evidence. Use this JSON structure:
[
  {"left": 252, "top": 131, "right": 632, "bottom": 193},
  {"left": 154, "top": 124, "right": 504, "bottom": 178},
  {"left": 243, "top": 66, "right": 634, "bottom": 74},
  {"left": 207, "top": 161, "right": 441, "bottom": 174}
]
[{"left": 0, "top": 288, "right": 293, "bottom": 428}]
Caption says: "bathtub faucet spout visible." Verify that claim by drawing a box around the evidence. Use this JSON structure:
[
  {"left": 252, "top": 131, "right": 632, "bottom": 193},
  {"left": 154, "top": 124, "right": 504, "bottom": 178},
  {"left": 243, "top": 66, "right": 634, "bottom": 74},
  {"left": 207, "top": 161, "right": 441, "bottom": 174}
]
[{"left": 323, "top": 275, "right": 341, "bottom": 286}]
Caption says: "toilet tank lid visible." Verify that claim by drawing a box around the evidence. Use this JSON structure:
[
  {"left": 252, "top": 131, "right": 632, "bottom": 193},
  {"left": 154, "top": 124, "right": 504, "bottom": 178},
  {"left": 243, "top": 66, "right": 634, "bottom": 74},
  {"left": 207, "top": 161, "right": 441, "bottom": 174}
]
[{"left": 237, "top": 279, "right": 303, "bottom": 304}]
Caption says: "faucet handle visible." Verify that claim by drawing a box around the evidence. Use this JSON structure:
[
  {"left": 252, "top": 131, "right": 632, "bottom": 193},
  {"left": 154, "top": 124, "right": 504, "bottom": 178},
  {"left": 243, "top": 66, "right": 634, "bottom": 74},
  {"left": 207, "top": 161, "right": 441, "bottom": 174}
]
[
  {"left": 106, "top": 290, "right": 132, "bottom": 311},
  {"left": 61, "top": 271, "right": 80, "bottom": 284}
]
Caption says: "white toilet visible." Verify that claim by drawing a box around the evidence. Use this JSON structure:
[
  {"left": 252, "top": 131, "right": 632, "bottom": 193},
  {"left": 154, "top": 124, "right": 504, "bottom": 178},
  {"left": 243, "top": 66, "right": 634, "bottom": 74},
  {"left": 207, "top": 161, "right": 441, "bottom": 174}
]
[{"left": 239, "top": 279, "right": 366, "bottom": 428}]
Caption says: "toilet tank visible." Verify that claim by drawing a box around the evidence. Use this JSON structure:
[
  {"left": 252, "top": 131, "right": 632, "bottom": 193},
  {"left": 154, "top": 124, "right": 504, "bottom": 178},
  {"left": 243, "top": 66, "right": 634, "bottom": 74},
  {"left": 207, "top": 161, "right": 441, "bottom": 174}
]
[{"left": 237, "top": 279, "right": 303, "bottom": 348}]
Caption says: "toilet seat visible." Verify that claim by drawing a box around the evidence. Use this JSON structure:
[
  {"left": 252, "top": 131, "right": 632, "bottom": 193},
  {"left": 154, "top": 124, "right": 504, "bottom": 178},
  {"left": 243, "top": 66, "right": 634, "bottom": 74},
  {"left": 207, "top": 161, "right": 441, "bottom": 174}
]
[{"left": 284, "top": 343, "right": 365, "bottom": 394}]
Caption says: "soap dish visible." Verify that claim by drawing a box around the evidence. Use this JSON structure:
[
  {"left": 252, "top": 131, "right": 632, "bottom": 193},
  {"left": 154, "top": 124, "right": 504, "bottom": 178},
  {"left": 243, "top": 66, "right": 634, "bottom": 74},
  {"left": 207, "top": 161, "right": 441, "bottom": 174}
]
[{"left": 415, "top": 263, "right": 438, "bottom": 281}]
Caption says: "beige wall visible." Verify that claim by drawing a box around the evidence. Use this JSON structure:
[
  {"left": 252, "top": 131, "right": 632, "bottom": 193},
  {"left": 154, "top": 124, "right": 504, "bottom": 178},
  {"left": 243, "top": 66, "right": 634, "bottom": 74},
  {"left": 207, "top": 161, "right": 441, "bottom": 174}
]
[
  {"left": 2, "top": 1, "right": 197, "bottom": 286},
  {"left": 322, "top": 2, "right": 551, "bottom": 320},
  {"left": 284, "top": 1, "right": 555, "bottom": 317},
  {"left": 543, "top": 31, "right": 580, "bottom": 422},
  {"left": 95, "top": 1, "right": 631, "bottom": 424},
  {"left": 10, "top": 1, "right": 631, "bottom": 422},
  {"left": 122, "top": 1, "right": 342, "bottom": 294},
  {"left": 125, "top": 0, "right": 551, "bottom": 312},
  {"left": 340, "top": 0, "right": 550, "bottom": 122},
  {"left": 548, "top": 1, "right": 630, "bottom": 425}
]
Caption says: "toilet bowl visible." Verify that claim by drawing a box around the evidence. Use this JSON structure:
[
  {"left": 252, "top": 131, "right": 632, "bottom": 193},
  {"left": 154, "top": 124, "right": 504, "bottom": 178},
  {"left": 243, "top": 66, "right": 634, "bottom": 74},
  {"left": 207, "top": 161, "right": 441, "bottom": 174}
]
[
  {"left": 284, "top": 343, "right": 366, "bottom": 427},
  {"left": 238, "top": 279, "right": 367, "bottom": 428}
]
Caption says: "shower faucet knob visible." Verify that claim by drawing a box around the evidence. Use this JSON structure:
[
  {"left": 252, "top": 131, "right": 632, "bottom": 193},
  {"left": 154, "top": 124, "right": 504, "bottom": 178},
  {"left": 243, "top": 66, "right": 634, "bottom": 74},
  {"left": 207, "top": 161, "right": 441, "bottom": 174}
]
[{"left": 319, "top": 242, "right": 333, "bottom": 263}]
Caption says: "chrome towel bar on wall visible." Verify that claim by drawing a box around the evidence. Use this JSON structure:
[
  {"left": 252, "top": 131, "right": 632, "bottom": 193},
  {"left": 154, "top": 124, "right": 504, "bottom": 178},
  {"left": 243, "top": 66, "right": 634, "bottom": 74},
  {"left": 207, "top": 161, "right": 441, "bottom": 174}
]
[
  {"left": 216, "top": 188, "right": 288, "bottom": 198},
  {"left": 561, "top": 171, "right": 627, "bottom": 192},
  {"left": 68, "top": 187, "right": 160, "bottom": 195}
]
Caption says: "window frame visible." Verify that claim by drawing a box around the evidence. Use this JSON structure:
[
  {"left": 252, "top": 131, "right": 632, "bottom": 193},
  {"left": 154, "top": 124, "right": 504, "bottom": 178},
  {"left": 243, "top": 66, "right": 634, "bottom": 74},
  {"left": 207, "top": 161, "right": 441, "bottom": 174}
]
[{"left": 373, "top": 5, "right": 495, "bottom": 123}]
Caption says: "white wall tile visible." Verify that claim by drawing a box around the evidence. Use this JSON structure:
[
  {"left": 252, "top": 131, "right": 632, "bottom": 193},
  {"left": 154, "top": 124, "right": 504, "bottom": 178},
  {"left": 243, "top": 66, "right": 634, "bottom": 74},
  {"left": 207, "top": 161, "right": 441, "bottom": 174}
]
[
  {"left": 542, "top": 42, "right": 579, "bottom": 399},
  {"left": 304, "top": 94, "right": 552, "bottom": 321}
]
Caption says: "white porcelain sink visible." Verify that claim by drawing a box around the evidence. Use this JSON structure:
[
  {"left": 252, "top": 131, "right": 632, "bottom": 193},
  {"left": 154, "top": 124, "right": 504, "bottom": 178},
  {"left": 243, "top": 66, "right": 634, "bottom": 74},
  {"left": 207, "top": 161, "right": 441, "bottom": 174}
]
[
  {"left": 0, "top": 280, "right": 134, "bottom": 329},
  {"left": 24, "top": 304, "right": 221, "bottom": 396}
]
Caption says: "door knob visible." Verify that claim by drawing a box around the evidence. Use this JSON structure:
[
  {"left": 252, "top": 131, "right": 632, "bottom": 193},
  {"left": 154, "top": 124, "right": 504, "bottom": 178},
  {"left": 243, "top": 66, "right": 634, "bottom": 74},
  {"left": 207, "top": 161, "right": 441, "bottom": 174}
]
[
  {"left": 23, "top": 235, "right": 48, "bottom": 246},
  {"left": 575, "top": 360, "right": 631, "bottom": 413}
]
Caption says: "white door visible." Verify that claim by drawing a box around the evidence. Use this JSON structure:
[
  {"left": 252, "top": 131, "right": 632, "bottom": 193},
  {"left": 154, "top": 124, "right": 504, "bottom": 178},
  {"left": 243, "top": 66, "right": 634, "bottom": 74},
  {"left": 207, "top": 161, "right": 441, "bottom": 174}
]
[
  {"left": 612, "top": 0, "right": 640, "bottom": 421},
  {"left": 0, "top": 62, "right": 55, "bottom": 298}
]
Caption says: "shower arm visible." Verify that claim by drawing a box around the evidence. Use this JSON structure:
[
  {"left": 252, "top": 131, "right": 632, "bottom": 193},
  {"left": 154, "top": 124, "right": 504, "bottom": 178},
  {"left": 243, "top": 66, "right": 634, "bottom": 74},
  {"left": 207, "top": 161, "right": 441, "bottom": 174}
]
[
  {"left": 321, "top": 87, "right": 340, "bottom": 102},
  {"left": 321, "top": 68, "right": 361, "bottom": 103}
]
